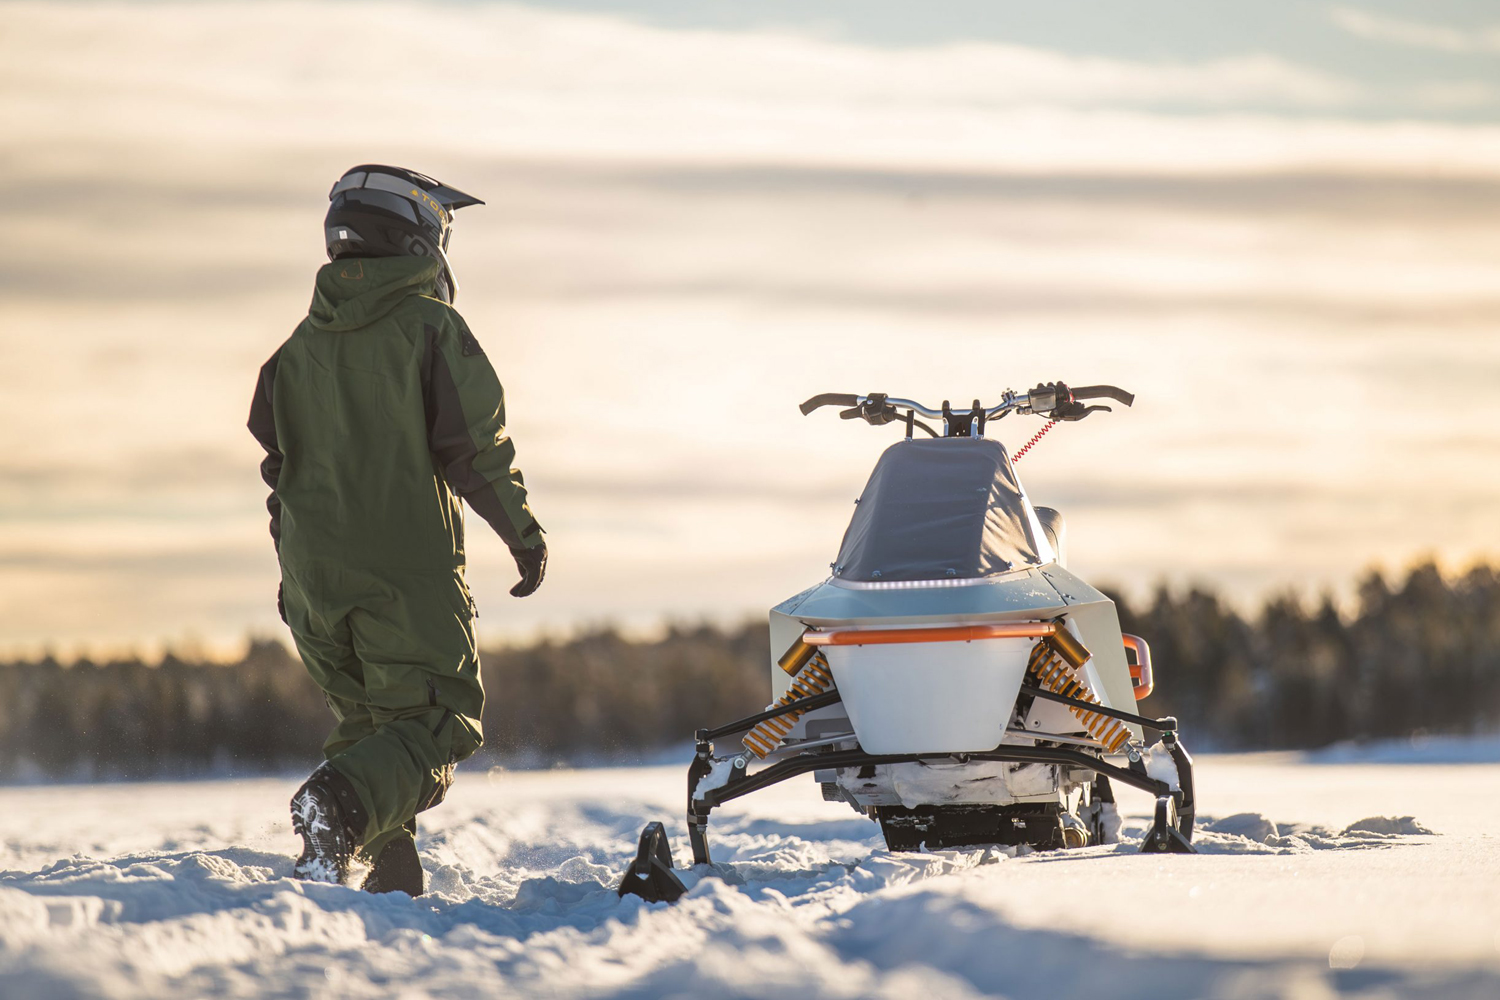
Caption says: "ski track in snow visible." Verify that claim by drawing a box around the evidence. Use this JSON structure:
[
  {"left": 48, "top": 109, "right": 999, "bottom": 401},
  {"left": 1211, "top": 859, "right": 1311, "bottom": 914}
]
[{"left": 1, "top": 754, "right": 1497, "bottom": 999}]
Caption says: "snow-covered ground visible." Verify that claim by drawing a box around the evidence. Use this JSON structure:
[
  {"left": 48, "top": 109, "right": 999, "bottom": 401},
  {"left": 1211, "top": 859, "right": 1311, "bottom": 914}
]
[{"left": 1, "top": 751, "right": 1497, "bottom": 999}]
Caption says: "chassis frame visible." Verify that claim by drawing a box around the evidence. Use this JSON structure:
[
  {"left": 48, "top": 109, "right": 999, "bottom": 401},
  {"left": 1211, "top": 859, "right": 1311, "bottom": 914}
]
[{"left": 618, "top": 686, "right": 1197, "bottom": 902}]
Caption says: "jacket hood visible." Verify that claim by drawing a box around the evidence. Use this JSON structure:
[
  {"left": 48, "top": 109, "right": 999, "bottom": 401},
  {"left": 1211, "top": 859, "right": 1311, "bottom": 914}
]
[{"left": 307, "top": 257, "right": 444, "bottom": 331}]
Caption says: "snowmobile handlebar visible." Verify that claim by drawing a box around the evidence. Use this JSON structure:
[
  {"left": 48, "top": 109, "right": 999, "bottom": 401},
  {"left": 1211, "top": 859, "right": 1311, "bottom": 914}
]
[{"left": 799, "top": 383, "right": 1134, "bottom": 424}]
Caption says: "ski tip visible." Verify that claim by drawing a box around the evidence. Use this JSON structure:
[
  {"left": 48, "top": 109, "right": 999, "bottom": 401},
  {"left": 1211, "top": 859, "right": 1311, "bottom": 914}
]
[{"left": 617, "top": 821, "right": 688, "bottom": 904}]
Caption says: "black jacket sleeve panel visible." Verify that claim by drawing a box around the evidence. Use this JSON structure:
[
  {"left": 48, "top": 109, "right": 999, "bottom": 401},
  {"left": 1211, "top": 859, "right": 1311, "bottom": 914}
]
[
  {"left": 247, "top": 349, "right": 283, "bottom": 553},
  {"left": 422, "top": 322, "right": 543, "bottom": 554}
]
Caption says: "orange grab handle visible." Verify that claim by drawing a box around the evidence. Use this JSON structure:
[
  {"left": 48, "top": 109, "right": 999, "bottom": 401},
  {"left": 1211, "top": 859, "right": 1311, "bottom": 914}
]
[
  {"left": 802, "top": 622, "right": 1058, "bottom": 647},
  {"left": 1122, "top": 633, "right": 1154, "bottom": 700}
]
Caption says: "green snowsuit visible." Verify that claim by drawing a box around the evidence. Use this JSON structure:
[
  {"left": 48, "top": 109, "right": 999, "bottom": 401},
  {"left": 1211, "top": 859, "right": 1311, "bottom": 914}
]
[{"left": 248, "top": 256, "right": 542, "bottom": 858}]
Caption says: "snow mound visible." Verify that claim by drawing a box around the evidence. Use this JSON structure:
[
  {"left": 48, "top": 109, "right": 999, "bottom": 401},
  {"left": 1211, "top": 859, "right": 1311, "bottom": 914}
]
[
  {"left": 1201, "top": 812, "right": 1279, "bottom": 842},
  {"left": 1340, "top": 815, "right": 1434, "bottom": 837},
  {"left": 1184, "top": 811, "right": 1438, "bottom": 855}
]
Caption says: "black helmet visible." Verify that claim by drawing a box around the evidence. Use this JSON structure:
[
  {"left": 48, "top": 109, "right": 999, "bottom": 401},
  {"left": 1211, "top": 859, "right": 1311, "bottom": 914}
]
[{"left": 324, "top": 165, "right": 484, "bottom": 303}]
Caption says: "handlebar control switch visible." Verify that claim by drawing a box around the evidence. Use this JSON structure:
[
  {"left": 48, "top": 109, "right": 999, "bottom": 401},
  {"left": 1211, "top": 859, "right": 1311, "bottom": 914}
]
[
  {"left": 1027, "top": 382, "right": 1070, "bottom": 415},
  {"left": 1030, "top": 381, "right": 1109, "bottom": 422},
  {"left": 856, "top": 392, "right": 899, "bottom": 426}
]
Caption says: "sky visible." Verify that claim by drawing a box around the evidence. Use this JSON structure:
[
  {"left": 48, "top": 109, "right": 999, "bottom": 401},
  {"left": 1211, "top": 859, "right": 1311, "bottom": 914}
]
[{"left": 2, "top": 0, "right": 1499, "bottom": 654}]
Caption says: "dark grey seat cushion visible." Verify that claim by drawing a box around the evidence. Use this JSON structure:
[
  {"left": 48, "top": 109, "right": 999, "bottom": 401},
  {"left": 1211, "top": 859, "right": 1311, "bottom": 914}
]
[{"left": 833, "top": 438, "right": 1042, "bottom": 583}]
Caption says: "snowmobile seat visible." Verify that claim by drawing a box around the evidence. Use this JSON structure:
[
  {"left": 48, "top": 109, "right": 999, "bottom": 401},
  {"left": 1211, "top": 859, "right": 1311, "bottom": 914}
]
[
  {"left": 833, "top": 438, "right": 1043, "bottom": 583},
  {"left": 1034, "top": 506, "right": 1066, "bottom": 567}
]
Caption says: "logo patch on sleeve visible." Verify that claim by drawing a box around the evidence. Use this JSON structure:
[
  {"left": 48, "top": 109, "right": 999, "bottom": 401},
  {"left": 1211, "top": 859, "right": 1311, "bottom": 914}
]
[{"left": 459, "top": 326, "right": 485, "bottom": 357}]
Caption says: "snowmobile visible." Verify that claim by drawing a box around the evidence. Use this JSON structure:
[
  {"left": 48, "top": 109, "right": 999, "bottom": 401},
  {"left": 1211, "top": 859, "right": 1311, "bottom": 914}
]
[{"left": 620, "top": 383, "right": 1198, "bottom": 903}]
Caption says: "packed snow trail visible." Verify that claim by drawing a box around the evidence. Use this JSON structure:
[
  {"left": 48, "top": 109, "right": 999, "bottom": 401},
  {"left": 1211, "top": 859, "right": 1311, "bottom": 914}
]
[{"left": 0, "top": 753, "right": 1497, "bottom": 999}]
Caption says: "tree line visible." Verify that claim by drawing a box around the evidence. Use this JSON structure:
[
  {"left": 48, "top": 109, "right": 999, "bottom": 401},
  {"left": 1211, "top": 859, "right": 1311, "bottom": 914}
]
[
  {"left": 1, "top": 561, "right": 1497, "bottom": 781},
  {"left": 1113, "top": 561, "right": 1500, "bottom": 751}
]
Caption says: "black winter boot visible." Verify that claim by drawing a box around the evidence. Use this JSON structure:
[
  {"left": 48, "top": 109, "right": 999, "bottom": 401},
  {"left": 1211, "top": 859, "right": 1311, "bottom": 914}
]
[
  {"left": 290, "top": 763, "right": 367, "bottom": 884},
  {"left": 362, "top": 820, "right": 424, "bottom": 896}
]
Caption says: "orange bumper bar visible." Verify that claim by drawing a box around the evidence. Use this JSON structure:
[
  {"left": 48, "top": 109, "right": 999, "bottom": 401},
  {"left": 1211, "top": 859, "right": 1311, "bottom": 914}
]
[
  {"left": 803, "top": 624, "right": 1156, "bottom": 700},
  {"left": 802, "top": 622, "right": 1058, "bottom": 647}
]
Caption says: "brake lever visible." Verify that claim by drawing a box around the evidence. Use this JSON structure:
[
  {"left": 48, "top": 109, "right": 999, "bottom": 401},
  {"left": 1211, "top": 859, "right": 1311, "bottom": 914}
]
[{"left": 1052, "top": 402, "right": 1112, "bottom": 422}]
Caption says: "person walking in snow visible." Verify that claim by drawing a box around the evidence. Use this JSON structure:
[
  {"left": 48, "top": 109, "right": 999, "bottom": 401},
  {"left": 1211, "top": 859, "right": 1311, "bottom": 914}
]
[{"left": 248, "top": 165, "right": 546, "bottom": 895}]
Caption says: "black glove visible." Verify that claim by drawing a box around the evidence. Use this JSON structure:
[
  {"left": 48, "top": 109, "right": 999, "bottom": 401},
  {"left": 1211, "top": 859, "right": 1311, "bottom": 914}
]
[
  {"left": 277, "top": 583, "right": 288, "bottom": 624},
  {"left": 510, "top": 543, "right": 547, "bottom": 598}
]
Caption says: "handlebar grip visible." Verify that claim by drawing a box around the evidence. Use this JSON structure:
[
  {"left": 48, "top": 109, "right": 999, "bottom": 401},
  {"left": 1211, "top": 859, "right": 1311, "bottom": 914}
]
[
  {"left": 1069, "top": 385, "right": 1134, "bottom": 407},
  {"left": 800, "top": 393, "right": 861, "bottom": 416}
]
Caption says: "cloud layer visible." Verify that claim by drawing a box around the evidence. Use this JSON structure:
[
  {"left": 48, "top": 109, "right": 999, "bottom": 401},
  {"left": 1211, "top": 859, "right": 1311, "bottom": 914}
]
[
  {"left": 3, "top": 1, "right": 1500, "bottom": 651},
  {"left": 1332, "top": 6, "right": 1500, "bottom": 55}
]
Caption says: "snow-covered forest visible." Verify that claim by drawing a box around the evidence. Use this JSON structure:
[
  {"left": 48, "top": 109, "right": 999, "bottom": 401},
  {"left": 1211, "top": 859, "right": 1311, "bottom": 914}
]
[{"left": 4, "top": 561, "right": 1496, "bottom": 782}]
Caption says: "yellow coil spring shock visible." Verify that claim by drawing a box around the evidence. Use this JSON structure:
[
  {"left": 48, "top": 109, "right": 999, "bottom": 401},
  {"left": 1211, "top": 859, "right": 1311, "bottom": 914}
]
[
  {"left": 1027, "top": 637, "right": 1132, "bottom": 753},
  {"left": 742, "top": 650, "right": 835, "bottom": 759}
]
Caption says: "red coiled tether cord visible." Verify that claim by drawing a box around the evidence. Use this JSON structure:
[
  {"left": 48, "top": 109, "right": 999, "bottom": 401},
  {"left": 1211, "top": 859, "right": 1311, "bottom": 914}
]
[{"left": 1011, "top": 420, "right": 1057, "bottom": 462}]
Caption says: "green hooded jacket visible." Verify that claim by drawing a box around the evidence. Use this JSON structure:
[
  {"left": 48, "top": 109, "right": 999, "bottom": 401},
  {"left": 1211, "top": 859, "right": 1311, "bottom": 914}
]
[{"left": 248, "top": 257, "right": 542, "bottom": 575}]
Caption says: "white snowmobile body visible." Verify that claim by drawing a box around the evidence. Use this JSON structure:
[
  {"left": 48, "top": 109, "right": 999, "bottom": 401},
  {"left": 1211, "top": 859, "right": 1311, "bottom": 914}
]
[{"left": 766, "top": 436, "right": 1140, "bottom": 816}]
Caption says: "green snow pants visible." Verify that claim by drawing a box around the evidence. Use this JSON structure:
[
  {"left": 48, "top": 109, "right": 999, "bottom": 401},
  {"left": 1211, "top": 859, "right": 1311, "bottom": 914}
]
[{"left": 281, "top": 563, "right": 484, "bottom": 858}]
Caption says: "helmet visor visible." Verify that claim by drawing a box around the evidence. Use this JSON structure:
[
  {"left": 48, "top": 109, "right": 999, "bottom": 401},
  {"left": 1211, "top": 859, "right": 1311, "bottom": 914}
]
[{"left": 338, "top": 188, "right": 421, "bottom": 224}]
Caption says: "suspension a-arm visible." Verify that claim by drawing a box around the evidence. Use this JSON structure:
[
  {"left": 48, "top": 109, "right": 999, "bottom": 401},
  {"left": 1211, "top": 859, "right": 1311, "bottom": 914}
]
[{"left": 684, "top": 690, "right": 1196, "bottom": 865}]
